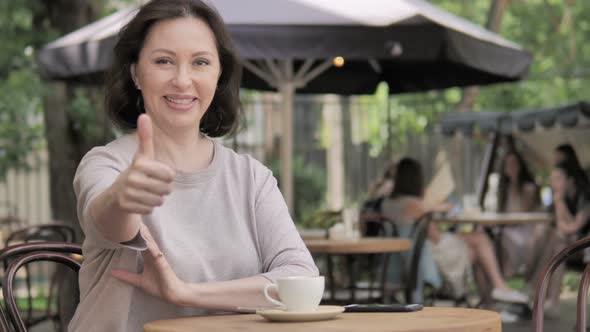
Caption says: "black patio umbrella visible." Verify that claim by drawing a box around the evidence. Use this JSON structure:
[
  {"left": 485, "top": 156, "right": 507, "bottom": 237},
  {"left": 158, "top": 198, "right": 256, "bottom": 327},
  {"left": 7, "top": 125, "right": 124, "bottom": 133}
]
[{"left": 36, "top": 0, "right": 532, "bottom": 210}]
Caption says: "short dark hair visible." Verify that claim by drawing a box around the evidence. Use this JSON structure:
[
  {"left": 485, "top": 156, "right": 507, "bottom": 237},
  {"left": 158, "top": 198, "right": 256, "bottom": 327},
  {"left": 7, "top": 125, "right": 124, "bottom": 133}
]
[
  {"left": 105, "top": 0, "right": 242, "bottom": 137},
  {"left": 390, "top": 157, "right": 424, "bottom": 198}
]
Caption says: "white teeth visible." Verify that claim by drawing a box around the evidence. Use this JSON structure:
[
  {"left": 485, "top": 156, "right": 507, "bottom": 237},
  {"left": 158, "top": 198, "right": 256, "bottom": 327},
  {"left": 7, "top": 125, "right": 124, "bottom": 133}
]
[{"left": 166, "top": 97, "right": 194, "bottom": 105}]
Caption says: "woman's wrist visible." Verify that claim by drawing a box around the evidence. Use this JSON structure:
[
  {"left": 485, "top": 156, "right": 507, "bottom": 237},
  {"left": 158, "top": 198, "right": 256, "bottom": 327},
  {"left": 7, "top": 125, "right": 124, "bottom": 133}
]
[{"left": 175, "top": 282, "right": 202, "bottom": 307}]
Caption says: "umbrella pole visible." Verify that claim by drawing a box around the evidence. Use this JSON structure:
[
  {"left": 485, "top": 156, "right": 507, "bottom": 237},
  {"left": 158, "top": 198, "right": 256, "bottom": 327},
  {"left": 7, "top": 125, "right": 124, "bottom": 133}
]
[{"left": 279, "top": 61, "right": 295, "bottom": 215}]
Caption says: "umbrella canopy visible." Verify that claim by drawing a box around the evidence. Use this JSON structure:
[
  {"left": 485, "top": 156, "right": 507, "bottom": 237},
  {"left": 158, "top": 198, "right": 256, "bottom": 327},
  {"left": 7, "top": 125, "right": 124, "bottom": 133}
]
[
  {"left": 441, "top": 101, "right": 590, "bottom": 136},
  {"left": 38, "top": 0, "right": 531, "bottom": 93},
  {"left": 36, "top": 0, "right": 533, "bottom": 211},
  {"left": 439, "top": 101, "right": 590, "bottom": 209},
  {"left": 440, "top": 101, "right": 590, "bottom": 166}
]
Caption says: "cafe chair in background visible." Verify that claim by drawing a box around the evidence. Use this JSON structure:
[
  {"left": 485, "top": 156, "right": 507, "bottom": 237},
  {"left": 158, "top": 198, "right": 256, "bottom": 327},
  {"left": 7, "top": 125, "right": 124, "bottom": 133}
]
[
  {"left": 5, "top": 223, "right": 76, "bottom": 247},
  {"left": 353, "top": 215, "right": 398, "bottom": 302},
  {"left": 2, "top": 224, "right": 77, "bottom": 330},
  {"left": 532, "top": 236, "right": 590, "bottom": 332},
  {"left": 359, "top": 212, "right": 437, "bottom": 305},
  {"left": 0, "top": 305, "right": 12, "bottom": 332},
  {"left": 0, "top": 242, "right": 82, "bottom": 332}
]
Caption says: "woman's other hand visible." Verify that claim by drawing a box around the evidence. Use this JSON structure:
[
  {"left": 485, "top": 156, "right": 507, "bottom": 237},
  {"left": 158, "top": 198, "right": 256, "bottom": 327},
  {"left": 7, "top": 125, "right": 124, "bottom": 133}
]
[
  {"left": 112, "top": 225, "right": 188, "bottom": 305},
  {"left": 112, "top": 114, "right": 175, "bottom": 215}
]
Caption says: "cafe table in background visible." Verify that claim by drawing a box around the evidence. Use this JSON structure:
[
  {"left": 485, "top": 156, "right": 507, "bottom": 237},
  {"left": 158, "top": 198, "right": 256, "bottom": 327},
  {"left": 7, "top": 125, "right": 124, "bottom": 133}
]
[
  {"left": 303, "top": 238, "right": 412, "bottom": 303},
  {"left": 144, "top": 306, "right": 501, "bottom": 332},
  {"left": 433, "top": 212, "right": 552, "bottom": 227}
]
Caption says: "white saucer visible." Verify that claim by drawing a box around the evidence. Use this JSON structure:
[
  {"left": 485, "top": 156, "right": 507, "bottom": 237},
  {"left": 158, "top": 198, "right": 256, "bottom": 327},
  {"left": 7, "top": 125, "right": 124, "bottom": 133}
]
[{"left": 257, "top": 305, "right": 344, "bottom": 322}]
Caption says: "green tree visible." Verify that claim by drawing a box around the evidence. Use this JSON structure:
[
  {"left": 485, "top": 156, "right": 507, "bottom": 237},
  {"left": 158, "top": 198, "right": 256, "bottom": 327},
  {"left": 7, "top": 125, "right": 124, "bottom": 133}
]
[
  {"left": 429, "top": 0, "right": 590, "bottom": 112},
  {"left": 0, "top": 1, "right": 52, "bottom": 179}
]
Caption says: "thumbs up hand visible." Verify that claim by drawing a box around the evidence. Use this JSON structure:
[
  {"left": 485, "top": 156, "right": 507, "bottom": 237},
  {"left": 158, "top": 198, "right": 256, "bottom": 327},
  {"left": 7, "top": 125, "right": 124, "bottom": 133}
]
[{"left": 113, "top": 114, "right": 175, "bottom": 215}]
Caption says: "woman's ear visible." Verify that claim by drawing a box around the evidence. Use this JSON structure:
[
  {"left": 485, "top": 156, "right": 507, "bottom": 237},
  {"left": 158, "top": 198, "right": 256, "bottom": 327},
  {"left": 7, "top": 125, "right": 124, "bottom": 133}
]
[{"left": 131, "top": 63, "right": 140, "bottom": 90}]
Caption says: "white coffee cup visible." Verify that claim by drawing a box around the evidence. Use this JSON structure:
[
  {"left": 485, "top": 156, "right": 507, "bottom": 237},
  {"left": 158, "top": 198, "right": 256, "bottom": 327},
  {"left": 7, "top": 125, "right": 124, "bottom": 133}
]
[{"left": 263, "top": 276, "right": 324, "bottom": 312}]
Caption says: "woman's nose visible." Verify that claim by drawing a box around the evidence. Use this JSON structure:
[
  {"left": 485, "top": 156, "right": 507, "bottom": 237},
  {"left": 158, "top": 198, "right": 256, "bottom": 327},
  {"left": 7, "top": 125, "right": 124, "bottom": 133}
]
[{"left": 172, "top": 66, "right": 192, "bottom": 88}]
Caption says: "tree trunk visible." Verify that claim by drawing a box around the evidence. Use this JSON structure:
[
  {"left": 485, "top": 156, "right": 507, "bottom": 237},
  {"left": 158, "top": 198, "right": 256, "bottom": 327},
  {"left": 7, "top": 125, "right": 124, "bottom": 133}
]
[
  {"left": 33, "top": 2, "right": 103, "bottom": 329},
  {"left": 456, "top": 0, "right": 511, "bottom": 112},
  {"left": 36, "top": 0, "right": 101, "bottom": 233},
  {"left": 43, "top": 83, "right": 79, "bottom": 228}
]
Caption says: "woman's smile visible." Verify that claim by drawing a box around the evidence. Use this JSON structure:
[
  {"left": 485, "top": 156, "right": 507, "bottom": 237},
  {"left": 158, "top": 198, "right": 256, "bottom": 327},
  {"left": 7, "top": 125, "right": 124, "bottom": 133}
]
[{"left": 164, "top": 94, "right": 198, "bottom": 111}]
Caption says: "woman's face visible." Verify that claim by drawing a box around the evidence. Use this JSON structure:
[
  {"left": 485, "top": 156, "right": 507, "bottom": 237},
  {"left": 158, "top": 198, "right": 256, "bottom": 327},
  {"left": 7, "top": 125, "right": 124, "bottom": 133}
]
[
  {"left": 550, "top": 168, "right": 568, "bottom": 195},
  {"left": 503, "top": 154, "right": 520, "bottom": 179},
  {"left": 554, "top": 150, "right": 566, "bottom": 164},
  {"left": 131, "top": 17, "right": 221, "bottom": 134}
]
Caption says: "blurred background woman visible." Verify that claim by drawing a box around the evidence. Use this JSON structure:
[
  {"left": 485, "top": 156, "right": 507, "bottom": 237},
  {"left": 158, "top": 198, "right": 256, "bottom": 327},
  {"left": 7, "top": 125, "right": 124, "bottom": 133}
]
[
  {"left": 381, "top": 157, "right": 529, "bottom": 305},
  {"left": 526, "top": 160, "right": 590, "bottom": 312},
  {"left": 496, "top": 149, "right": 540, "bottom": 277}
]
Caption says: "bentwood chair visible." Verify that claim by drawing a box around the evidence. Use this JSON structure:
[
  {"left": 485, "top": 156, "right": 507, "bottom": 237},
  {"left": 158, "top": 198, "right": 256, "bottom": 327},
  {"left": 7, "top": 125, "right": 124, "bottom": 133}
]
[
  {"left": 5, "top": 223, "right": 76, "bottom": 246},
  {"left": 532, "top": 236, "right": 590, "bottom": 332},
  {"left": 2, "top": 224, "right": 77, "bottom": 330},
  {"left": 0, "top": 305, "right": 11, "bottom": 332},
  {"left": 358, "top": 212, "right": 435, "bottom": 304},
  {"left": 0, "top": 242, "right": 82, "bottom": 332}
]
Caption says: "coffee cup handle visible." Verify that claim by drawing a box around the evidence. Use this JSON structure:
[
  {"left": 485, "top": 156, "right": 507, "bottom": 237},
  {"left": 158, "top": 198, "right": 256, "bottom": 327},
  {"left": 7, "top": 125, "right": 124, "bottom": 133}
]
[{"left": 263, "top": 284, "right": 286, "bottom": 309}]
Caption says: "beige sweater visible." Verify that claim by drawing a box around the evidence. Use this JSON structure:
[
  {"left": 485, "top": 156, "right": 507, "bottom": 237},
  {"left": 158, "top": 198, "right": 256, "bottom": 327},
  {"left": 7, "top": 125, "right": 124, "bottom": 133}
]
[{"left": 69, "top": 135, "right": 318, "bottom": 332}]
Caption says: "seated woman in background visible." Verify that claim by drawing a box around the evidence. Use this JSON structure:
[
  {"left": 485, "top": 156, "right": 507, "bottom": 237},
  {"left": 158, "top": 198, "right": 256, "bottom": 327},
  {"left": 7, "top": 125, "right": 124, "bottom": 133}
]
[
  {"left": 555, "top": 143, "right": 590, "bottom": 189},
  {"left": 496, "top": 149, "right": 540, "bottom": 277},
  {"left": 361, "top": 161, "right": 397, "bottom": 237},
  {"left": 526, "top": 161, "right": 590, "bottom": 311},
  {"left": 381, "top": 157, "right": 529, "bottom": 304}
]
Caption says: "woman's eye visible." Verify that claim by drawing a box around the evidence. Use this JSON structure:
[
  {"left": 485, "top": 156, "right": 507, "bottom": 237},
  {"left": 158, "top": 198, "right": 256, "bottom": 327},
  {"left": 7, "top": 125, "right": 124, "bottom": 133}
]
[
  {"left": 194, "top": 59, "right": 209, "bottom": 66},
  {"left": 155, "top": 58, "right": 172, "bottom": 65}
]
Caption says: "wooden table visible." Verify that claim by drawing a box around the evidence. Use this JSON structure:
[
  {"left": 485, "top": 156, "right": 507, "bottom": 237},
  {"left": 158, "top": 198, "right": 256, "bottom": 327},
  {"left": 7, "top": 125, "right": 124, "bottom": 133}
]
[
  {"left": 304, "top": 238, "right": 412, "bottom": 254},
  {"left": 144, "top": 307, "right": 501, "bottom": 332},
  {"left": 434, "top": 212, "right": 552, "bottom": 226},
  {"left": 304, "top": 238, "right": 412, "bottom": 303}
]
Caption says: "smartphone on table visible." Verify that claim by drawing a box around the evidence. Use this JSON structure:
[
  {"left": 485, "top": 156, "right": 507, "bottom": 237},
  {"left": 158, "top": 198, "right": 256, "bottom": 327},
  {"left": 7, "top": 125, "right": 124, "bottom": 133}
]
[{"left": 344, "top": 303, "right": 424, "bottom": 313}]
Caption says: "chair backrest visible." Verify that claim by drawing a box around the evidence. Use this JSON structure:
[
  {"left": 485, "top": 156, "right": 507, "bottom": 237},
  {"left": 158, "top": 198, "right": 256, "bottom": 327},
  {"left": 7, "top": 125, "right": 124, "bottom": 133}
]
[
  {"left": 532, "top": 236, "right": 590, "bottom": 332},
  {"left": 404, "top": 212, "right": 434, "bottom": 303},
  {"left": 5, "top": 223, "right": 76, "bottom": 246},
  {"left": 0, "top": 305, "right": 11, "bottom": 332},
  {"left": 359, "top": 214, "right": 398, "bottom": 238},
  {"left": 0, "top": 242, "right": 82, "bottom": 332},
  {"left": 361, "top": 212, "right": 432, "bottom": 303}
]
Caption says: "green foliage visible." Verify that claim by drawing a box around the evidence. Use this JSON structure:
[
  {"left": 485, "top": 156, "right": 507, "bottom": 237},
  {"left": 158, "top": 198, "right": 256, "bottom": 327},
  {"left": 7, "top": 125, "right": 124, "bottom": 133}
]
[
  {"left": 349, "top": 0, "right": 590, "bottom": 158},
  {"left": 0, "top": 1, "right": 54, "bottom": 180},
  {"left": 67, "top": 87, "right": 113, "bottom": 149},
  {"left": 299, "top": 210, "right": 341, "bottom": 230},
  {"left": 0, "top": 57, "right": 45, "bottom": 180},
  {"left": 269, "top": 156, "right": 327, "bottom": 224},
  {"left": 430, "top": 0, "right": 590, "bottom": 112},
  {"left": 0, "top": 1, "right": 121, "bottom": 180}
]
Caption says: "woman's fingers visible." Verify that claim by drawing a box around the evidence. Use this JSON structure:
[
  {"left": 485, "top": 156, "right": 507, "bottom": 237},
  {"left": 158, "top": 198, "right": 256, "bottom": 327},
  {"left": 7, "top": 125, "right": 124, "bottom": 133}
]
[
  {"left": 142, "top": 226, "right": 165, "bottom": 260},
  {"left": 118, "top": 201, "right": 156, "bottom": 215},
  {"left": 126, "top": 188, "right": 165, "bottom": 206},
  {"left": 128, "top": 174, "right": 173, "bottom": 196},
  {"left": 134, "top": 158, "right": 175, "bottom": 182}
]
